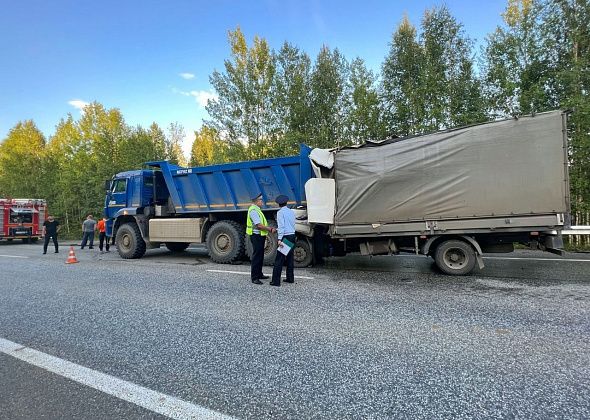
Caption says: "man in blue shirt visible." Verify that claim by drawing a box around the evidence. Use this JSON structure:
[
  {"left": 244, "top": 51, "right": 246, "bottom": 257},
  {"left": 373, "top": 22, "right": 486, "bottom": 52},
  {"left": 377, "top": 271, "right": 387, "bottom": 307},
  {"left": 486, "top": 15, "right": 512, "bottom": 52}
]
[
  {"left": 270, "top": 194, "right": 296, "bottom": 286},
  {"left": 247, "top": 193, "right": 276, "bottom": 284}
]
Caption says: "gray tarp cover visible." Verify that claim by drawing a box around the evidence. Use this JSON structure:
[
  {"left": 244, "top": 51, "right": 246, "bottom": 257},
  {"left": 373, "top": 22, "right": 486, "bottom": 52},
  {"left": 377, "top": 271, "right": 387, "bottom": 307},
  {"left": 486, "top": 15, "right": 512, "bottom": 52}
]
[{"left": 334, "top": 111, "right": 567, "bottom": 225}]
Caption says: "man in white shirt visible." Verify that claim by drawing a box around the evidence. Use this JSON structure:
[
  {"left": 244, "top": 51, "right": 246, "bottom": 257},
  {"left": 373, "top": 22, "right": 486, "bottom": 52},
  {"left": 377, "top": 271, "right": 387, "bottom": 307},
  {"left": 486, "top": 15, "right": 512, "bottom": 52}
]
[{"left": 270, "top": 194, "right": 296, "bottom": 286}]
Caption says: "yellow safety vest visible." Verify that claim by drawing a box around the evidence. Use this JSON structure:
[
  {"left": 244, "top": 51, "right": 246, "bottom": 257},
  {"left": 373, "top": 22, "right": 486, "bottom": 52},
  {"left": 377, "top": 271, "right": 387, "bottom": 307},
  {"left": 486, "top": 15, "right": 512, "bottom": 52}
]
[{"left": 246, "top": 205, "right": 268, "bottom": 236}]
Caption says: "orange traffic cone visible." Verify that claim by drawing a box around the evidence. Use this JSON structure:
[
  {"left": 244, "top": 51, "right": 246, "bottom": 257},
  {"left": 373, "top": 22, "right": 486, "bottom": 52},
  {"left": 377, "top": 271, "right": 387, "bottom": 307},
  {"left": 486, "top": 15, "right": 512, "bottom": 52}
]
[{"left": 65, "top": 246, "right": 79, "bottom": 264}]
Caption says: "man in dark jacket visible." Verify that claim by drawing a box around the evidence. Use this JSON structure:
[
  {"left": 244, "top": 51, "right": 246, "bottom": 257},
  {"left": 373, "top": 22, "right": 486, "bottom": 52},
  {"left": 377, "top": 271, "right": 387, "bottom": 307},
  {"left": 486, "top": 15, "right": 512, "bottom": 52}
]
[{"left": 42, "top": 215, "right": 61, "bottom": 254}]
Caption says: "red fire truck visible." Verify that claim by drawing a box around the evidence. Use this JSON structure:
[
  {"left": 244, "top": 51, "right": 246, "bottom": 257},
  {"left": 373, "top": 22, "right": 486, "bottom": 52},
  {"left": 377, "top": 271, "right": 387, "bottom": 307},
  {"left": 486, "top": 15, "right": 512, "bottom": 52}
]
[{"left": 0, "top": 199, "right": 47, "bottom": 242}]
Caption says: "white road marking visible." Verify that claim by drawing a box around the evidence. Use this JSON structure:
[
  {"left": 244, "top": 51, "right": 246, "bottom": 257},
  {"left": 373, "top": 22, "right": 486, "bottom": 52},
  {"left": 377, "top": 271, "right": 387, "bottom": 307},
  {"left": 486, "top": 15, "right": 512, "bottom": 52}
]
[
  {"left": 482, "top": 256, "right": 590, "bottom": 263},
  {"left": 0, "top": 337, "right": 235, "bottom": 420},
  {"left": 207, "top": 269, "right": 315, "bottom": 280},
  {"left": 0, "top": 254, "right": 28, "bottom": 259}
]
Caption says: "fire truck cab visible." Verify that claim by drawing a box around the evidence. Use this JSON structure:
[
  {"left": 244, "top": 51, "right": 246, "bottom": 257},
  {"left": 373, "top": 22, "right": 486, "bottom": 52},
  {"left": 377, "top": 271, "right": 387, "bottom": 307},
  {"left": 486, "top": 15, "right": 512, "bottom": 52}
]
[{"left": 0, "top": 198, "right": 46, "bottom": 242}]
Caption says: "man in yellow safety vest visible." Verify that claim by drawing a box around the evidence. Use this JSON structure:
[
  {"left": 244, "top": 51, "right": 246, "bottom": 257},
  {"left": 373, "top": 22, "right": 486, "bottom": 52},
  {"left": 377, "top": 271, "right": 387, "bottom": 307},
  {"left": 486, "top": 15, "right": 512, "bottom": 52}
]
[{"left": 246, "top": 193, "right": 276, "bottom": 284}]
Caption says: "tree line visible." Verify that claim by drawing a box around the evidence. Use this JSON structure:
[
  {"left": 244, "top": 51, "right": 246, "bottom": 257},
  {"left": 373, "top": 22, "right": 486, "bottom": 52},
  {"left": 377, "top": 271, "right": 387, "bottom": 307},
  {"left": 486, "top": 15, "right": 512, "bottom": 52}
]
[{"left": 0, "top": 0, "right": 588, "bottom": 237}]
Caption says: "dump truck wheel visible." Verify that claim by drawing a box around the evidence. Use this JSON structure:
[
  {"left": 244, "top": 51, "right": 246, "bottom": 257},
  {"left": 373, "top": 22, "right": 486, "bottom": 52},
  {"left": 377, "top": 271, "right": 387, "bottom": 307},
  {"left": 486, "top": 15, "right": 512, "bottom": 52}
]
[
  {"left": 165, "top": 242, "right": 190, "bottom": 252},
  {"left": 245, "top": 220, "right": 278, "bottom": 266},
  {"left": 434, "top": 239, "right": 476, "bottom": 275},
  {"left": 116, "top": 222, "right": 146, "bottom": 259},
  {"left": 206, "top": 220, "right": 245, "bottom": 263},
  {"left": 293, "top": 238, "right": 313, "bottom": 267}
]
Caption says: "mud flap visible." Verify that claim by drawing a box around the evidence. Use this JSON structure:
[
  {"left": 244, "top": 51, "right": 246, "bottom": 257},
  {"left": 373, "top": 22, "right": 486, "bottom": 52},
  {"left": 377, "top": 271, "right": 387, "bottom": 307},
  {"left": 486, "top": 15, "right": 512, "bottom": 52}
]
[{"left": 476, "top": 254, "right": 485, "bottom": 269}]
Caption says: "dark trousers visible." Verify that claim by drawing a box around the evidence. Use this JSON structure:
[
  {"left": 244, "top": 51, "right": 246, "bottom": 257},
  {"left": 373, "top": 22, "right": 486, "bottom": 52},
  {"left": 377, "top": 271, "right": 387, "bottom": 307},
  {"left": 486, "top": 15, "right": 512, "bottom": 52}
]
[
  {"left": 81, "top": 231, "right": 94, "bottom": 248},
  {"left": 271, "top": 234, "right": 295, "bottom": 285},
  {"left": 43, "top": 235, "right": 58, "bottom": 253},
  {"left": 250, "top": 234, "right": 266, "bottom": 280},
  {"left": 99, "top": 232, "right": 110, "bottom": 251}
]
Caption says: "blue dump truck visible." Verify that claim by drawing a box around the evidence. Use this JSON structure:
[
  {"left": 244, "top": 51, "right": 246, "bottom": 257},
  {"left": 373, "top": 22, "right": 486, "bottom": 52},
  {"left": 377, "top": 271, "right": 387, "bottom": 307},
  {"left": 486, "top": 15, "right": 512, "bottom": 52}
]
[{"left": 105, "top": 111, "right": 570, "bottom": 275}]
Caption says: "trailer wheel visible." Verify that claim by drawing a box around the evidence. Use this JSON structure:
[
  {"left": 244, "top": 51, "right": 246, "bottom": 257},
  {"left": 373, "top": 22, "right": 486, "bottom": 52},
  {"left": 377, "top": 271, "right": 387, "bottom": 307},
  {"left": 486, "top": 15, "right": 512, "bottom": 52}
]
[
  {"left": 206, "top": 220, "right": 245, "bottom": 263},
  {"left": 245, "top": 220, "right": 278, "bottom": 266},
  {"left": 165, "top": 242, "right": 190, "bottom": 253},
  {"left": 434, "top": 239, "right": 476, "bottom": 276},
  {"left": 116, "top": 222, "right": 146, "bottom": 259},
  {"left": 294, "top": 238, "right": 313, "bottom": 268}
]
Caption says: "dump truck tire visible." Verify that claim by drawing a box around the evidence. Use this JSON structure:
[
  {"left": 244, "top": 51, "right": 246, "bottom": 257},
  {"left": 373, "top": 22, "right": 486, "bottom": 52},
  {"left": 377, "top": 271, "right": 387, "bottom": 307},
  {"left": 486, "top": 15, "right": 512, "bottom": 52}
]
[
  {"left": 245, "top": 220, "right": 278, "bottom": 266},
  {"left": 116, "top": 222, "right": 146, "bottom": 259},
  {"left": 434, "top": 239, "right": 476, "bottom": 275},
  {"left": 165, "top": 242, "right": 190, "bottom": 252},
  {"left": 206, "top": 220, "right": 245, "bottom": 263},
  {"left": 293, "top": 238, "right": 313, "bottom": 268}
]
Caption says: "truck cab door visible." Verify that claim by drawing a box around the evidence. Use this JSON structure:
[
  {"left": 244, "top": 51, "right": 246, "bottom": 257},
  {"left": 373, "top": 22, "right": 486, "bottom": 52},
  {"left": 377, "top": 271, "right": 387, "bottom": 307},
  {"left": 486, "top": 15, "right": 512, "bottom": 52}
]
[{"left": 107, "top": 178, "right": 128, "bottom": 217}]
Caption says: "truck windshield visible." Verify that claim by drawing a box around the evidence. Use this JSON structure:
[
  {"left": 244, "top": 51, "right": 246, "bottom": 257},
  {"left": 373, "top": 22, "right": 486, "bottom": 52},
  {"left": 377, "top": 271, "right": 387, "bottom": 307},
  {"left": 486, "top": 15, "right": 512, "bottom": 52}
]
[{"left": 112, "top": 179, "right": 127, "bottom": 193}]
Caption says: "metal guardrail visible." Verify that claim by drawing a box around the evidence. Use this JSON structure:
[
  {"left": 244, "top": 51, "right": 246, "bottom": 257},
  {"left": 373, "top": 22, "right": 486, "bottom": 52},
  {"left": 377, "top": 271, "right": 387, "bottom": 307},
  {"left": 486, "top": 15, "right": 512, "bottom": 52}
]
[{"left": 562, "top": 226, "right": 590, "bottom": 235}]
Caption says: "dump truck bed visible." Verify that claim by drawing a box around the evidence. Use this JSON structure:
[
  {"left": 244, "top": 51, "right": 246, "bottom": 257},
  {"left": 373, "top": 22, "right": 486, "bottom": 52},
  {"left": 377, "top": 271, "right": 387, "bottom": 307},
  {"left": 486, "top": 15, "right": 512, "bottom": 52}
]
[{"left": 147, "top": 145, "right": 314, "bottom": 213}]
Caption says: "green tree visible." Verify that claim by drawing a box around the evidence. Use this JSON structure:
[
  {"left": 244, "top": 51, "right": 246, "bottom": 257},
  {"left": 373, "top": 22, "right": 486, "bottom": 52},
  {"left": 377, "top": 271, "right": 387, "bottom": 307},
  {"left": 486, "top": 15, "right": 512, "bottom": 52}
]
[
  {"left": 308, "top": 46, "right": 349, "bottom": 148},
  {"left": 166, "top": 122, "right": 188, "bottom": 166},
  {"left": 44, "top": 115, "right": 84, "bottom": 234},
  {"left": 481, "top": 0, "right": 551, "bottom": 117},
  {"left": 347, "top": 57, "right": 386, "bottom": 143},
  {"left": 271, "top": 42, "right": 312, "bottom": 155},
  {"left": 381, "top": 16, "right": 425, "bottom": 136},
  {"left": 118, "top": 126, "right": 165, "bottom": 169},
  {"left": 207, "top": 27, "right": 276, "bottom": 160},
  {"left": 147, "top": 122, "right": 167, "bottom": 161},
  {"left": 420, "top": 6, "right": 485, "bottom": 129},
  {"left": 0, "top": 120, "right": 46, "bottom": 198},
  {"left": 190, "top": 125, "right": 228, "bottom": 166}
]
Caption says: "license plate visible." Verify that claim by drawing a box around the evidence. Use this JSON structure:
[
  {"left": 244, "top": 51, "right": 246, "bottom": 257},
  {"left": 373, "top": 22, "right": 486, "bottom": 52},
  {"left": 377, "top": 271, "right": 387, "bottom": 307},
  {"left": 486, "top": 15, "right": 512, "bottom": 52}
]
[{"left": 15, "top": 231, "right": 27, "bottom": 235}]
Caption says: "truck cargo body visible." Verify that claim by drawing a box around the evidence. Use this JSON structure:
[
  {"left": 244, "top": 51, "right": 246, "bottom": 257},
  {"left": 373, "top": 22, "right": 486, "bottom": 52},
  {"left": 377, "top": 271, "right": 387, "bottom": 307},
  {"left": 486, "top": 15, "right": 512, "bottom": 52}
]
[
  {"left": 0, "top": 199, "right": 46, "bottom": 242},
  {"left": 106, "top": 111, "right": 569, "bottom": 275}
]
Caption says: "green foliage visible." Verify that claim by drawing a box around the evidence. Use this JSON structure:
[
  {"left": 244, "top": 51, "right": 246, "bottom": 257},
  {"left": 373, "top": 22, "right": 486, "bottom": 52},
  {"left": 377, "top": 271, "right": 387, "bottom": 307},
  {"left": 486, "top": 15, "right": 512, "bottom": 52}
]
[
  {"left": 0, "top": 120, "right": 46, "bottom": 198},
  {"left": 381, "top": 16, "right": 424, "bottom": 137},
  {"left": 190, "top": 125, "right": 229, "bottom": 166},
  {"left": 271, "top": 42, "right": 313, "bottom": 156},
  {"left": 348, "top": 58, "right": 387, "bottom": 142},
  {"left": 308, "top": 46, "right": 350, "bottom": 148},
  {"left": 206, "top": 27, "right": 276, "bottom": 160},
  {"left": 381, "top": 8, "right": 484, "bottom": 136},
  {"left": 165, "top": 122, "right": 188, "bottom": 166}
]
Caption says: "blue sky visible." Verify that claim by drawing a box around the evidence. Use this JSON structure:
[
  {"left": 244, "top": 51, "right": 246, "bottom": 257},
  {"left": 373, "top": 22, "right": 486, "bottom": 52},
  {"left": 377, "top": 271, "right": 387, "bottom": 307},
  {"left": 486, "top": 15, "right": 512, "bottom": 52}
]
[{"left": 0, "top": 0, "right": 507, "bottom": 155}]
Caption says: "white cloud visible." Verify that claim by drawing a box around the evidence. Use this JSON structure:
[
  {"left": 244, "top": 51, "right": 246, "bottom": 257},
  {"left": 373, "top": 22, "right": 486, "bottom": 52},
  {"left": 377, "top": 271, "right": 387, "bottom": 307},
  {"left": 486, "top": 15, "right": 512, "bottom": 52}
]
[
  {"left": 171, "top": 87, "right": 190, "bottom": 96},
  {"left": 68, "top": 99, "right": 89, "bottom": 113},
  {"left": 179, "top": 72, "right": 195, "bottom": 80},
  {"left": 189, "top": 90, "right": 218, "bottom": 108}
]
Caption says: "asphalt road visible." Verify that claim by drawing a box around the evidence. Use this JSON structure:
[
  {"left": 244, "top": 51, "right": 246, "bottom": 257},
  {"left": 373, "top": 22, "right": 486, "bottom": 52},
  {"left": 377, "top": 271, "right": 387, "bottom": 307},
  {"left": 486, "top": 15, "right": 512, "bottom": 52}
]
[{"left": 0, "top": 242, "right": 589, "bottom": 419}]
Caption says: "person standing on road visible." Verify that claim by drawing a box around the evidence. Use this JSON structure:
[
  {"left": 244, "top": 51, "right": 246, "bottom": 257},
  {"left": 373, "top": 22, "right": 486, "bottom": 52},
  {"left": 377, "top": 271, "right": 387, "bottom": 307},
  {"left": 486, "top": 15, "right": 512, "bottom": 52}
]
[
  {"left": 42, "top": 215, "right": 61, "bottom": 254},
  {"left": 96, "top": 216, "right": 110, "bottom": 253},
  {"left": 270, "top": 195, "right": 296, "bottom": 287},
  {"left": 80, "top": 214, "right": 97, "bottom": 249},
  {"left": 246, "top": 193, "right": 276, "bottom": 285}
]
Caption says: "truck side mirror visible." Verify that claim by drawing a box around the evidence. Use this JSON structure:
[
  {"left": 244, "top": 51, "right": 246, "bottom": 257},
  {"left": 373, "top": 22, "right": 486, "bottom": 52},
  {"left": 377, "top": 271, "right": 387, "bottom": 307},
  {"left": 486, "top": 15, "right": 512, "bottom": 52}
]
[{"left": 104, "top": 180, "right": 112, "bottom": 192}]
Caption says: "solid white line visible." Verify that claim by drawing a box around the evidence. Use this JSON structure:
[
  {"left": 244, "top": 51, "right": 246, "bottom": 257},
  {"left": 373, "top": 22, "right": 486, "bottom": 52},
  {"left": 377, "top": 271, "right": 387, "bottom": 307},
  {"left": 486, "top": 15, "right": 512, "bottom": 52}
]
[
  {"left": 482, "top": 256, "right": 590, "bottom": 263},
  {"left": 0, "top": 254, "right": 28, "bottom": 259},
  {"left": 0, "top": 337, "right": 235, "bottom": 420},
  {"left": 207, "top": 269, "right": 315, "bottom": 280}
]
